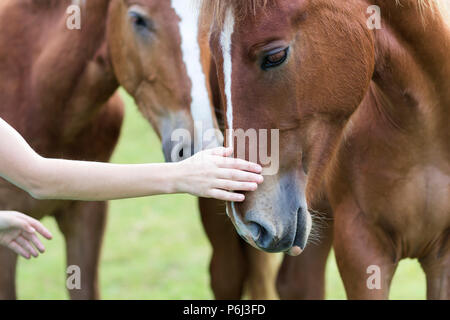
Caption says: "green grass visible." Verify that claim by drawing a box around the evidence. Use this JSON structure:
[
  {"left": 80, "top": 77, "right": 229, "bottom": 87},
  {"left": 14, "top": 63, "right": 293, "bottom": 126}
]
[{"left": 16, "top": 90, "right": 426, "bottom": 300}]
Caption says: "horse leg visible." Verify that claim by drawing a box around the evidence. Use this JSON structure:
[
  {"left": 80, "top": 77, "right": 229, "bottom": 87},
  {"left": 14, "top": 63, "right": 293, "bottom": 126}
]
[
  {"left": 419, "top": 243, "right": 449, "bottom": 300},
  {"left": 333, "top": 200, "right": 398, "bottom": 299},
  {"left": 244, "top": 245, "right": 280, "bottom": 299},
  {"left": 55, "top": 201, "right": 107, "bottom": 300},
  {"left": 0, "top": 246, "right": 18, "bottom": 299},
  {"left": 199, "top": 197, "right": 247, "bottom": 299},
  {"left": 276, "top": 219, "right": 333, "bottom": 300}
]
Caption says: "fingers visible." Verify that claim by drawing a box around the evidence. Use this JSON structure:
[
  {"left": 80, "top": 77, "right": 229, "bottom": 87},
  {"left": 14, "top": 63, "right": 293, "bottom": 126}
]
[
  {"left": 215, "top": 157, "right": 263, "bottom": 174},
  {"left": 4, "top": 233, "right": 45, "bottom": 259},
  {"left": 207, "top": 147, "right": 233, "bottom": 157},
  {"left": 22, "top": 231, "right": 46, "bottom": 253},
  {"left": 8, "top": 241, "right": 31, "bottom": 259},
  {"left": 8, "top": 211, "right": 52, "bottom": 240},
  {"left": 23, "top": 216, "right": 53, "bottom": 240},
  {"left": 15, "top": 235, "right": 39, "bottom": 258},
  {"left": 214, "top": 180, "right": 258, "bottom": 192},
  {"left": 218, "top": 169, "right": 264, "bottom": 184},
  {"left": 200, "top": 148, "right": 264, "bottom": 176},
  {"left": 208, "top": 189, "right": 245, "bottom": 202},
  {"left": 5, "top": 214, "right": 33, "bottom": 233}
]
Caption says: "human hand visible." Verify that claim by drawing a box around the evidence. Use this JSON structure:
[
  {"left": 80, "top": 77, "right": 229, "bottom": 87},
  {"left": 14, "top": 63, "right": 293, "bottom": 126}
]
[
  {"left": 176, "top": 147, "right": 264, "bottom": 202},
  {"left": 0, "top": 211, "right": 53, "bottom": 259}
]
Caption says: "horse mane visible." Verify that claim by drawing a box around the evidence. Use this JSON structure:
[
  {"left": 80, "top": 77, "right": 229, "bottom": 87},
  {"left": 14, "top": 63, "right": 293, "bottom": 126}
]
[
  {"left": 397, "top": 0, "right": 450, "bottom": 25},
  {"left": 200, "top": 0, "right": 449, "bottom": 26}
]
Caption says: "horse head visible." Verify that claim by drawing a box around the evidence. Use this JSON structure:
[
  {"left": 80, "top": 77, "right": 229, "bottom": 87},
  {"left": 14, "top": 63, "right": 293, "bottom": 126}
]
[
  {"left": 205, "top": 0, "right": 374, "bottom": 254},
  {"left": 108, "top": 0, "right": 222, "bottom": 162}
]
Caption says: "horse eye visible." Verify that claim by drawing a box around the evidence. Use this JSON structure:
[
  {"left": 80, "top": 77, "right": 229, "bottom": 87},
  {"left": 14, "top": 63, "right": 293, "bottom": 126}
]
[
  {"left": 261, "top": 48, "right": 289, "bottom": 70},
  {"left": 129, "top": 12, "right": 149, "bottom": 30}
]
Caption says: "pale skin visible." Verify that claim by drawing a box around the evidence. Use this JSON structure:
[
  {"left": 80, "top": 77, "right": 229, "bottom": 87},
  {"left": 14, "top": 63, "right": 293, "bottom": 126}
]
[{"left": 0, "top": 117, "right": 263, "bottom": 259}]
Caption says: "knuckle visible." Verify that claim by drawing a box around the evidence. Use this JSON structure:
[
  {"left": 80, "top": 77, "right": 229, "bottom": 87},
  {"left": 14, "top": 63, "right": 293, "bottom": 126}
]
[{"left": 222, "top": 182, "right": 231, "bottom": 190}]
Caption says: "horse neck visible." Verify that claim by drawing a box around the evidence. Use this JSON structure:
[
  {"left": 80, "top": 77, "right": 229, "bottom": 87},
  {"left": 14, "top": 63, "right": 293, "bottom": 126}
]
[
  {"left": 33, "top": 0, "right": 118, "bottom": 141},
  {"left": 33, "top": 0, "right": 112, "bottom": 83},
  {"left": 368, "top": 1, "right": 450, "bottom": 124}
]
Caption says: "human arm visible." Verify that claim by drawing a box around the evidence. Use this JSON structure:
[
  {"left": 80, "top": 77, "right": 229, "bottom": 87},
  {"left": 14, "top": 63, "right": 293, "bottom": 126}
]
[{"left": 0, "top": 117, "right": 262, "bottom": 202}]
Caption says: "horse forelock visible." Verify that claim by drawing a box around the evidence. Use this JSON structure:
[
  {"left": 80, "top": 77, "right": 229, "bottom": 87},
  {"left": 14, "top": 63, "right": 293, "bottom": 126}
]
[{"left": 199, "top": 0, "right": 270, "bottom": 26}]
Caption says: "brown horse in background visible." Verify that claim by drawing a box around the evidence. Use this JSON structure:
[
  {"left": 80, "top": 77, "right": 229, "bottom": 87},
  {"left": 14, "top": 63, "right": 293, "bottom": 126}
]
[
  {"left": 0, "top": 0, "right": 281, "bottom": 300},
  {"left": 202, "top": 0, "right": 449, "bottom": 299},
  {"left": 0, "top": 0, "right": 214, "bottom": 299}
]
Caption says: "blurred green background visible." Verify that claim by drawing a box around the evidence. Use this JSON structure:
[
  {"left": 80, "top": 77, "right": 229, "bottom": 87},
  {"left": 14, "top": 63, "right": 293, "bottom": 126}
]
[{"left": 16, "top": 91, "right": 426, "bottom": 299}]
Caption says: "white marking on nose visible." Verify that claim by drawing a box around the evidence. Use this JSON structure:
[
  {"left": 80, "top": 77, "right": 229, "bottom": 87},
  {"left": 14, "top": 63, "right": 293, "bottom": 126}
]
[
  {"left": 220, "top": 8, "right": 235, "bottom": 149},
  {"left": 171, "top": 0, "right": 218, "bottom": 151}
]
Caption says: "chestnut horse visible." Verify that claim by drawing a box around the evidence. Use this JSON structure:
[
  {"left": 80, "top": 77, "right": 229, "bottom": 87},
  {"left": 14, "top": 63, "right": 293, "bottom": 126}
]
[
  {"left": 199, "top": 8, "right": 332, "bottom": 299},
  {"left": 0, "top": 0, "right": 279, "bottom": 299},
  {"left": 202, "top": 0, "right": 449, "bottom": 299}
]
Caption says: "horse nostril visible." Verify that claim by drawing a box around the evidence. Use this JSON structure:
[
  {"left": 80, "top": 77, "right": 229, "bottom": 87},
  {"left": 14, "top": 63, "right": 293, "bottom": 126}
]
[
  {"left": 178, "top": 148, "right": 184, "bottom": 159},
  {"left": 245, "top": 217, "right": 279, "bottom": 250},
  {"left": 247, "top": 222, "right": 263, "bottom": 241},
  {"left": 244, "top": 211, "right": 298, "bottom": 252}
]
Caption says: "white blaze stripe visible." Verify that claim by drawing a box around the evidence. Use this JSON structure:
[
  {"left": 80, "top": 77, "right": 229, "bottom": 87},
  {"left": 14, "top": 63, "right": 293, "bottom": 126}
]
[
  {"left": 171, "top": 0, "right": 217, "bottom": 151},
  {"left": 220, "top": 8, "right": 235, "bottom": 149},
  {"left": 221, "top": 9, "right": 248, "bottom": 236},
  {"left": 71, "top": 0, "right": 85, "bottom": 7}
]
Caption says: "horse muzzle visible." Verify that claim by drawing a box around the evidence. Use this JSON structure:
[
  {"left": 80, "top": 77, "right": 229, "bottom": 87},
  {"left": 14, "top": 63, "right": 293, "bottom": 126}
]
[
  {"left": 244, "top": 206, "right": 311, "bottom": 255},
  {"left": 227, "top": 173, "right": 312, "bottom": 256}
]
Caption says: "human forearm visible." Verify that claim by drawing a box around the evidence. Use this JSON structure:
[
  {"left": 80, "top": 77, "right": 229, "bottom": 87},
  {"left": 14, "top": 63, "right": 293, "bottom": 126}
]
[
  {"left": 30, "top": 157, "right": 180, "bottom": 201},
  {"left": 30, "top": 148, "right": 263, "bottom": 202},
  {"left": 0, "top": 118, "right": 181, "bottom": 200}
]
